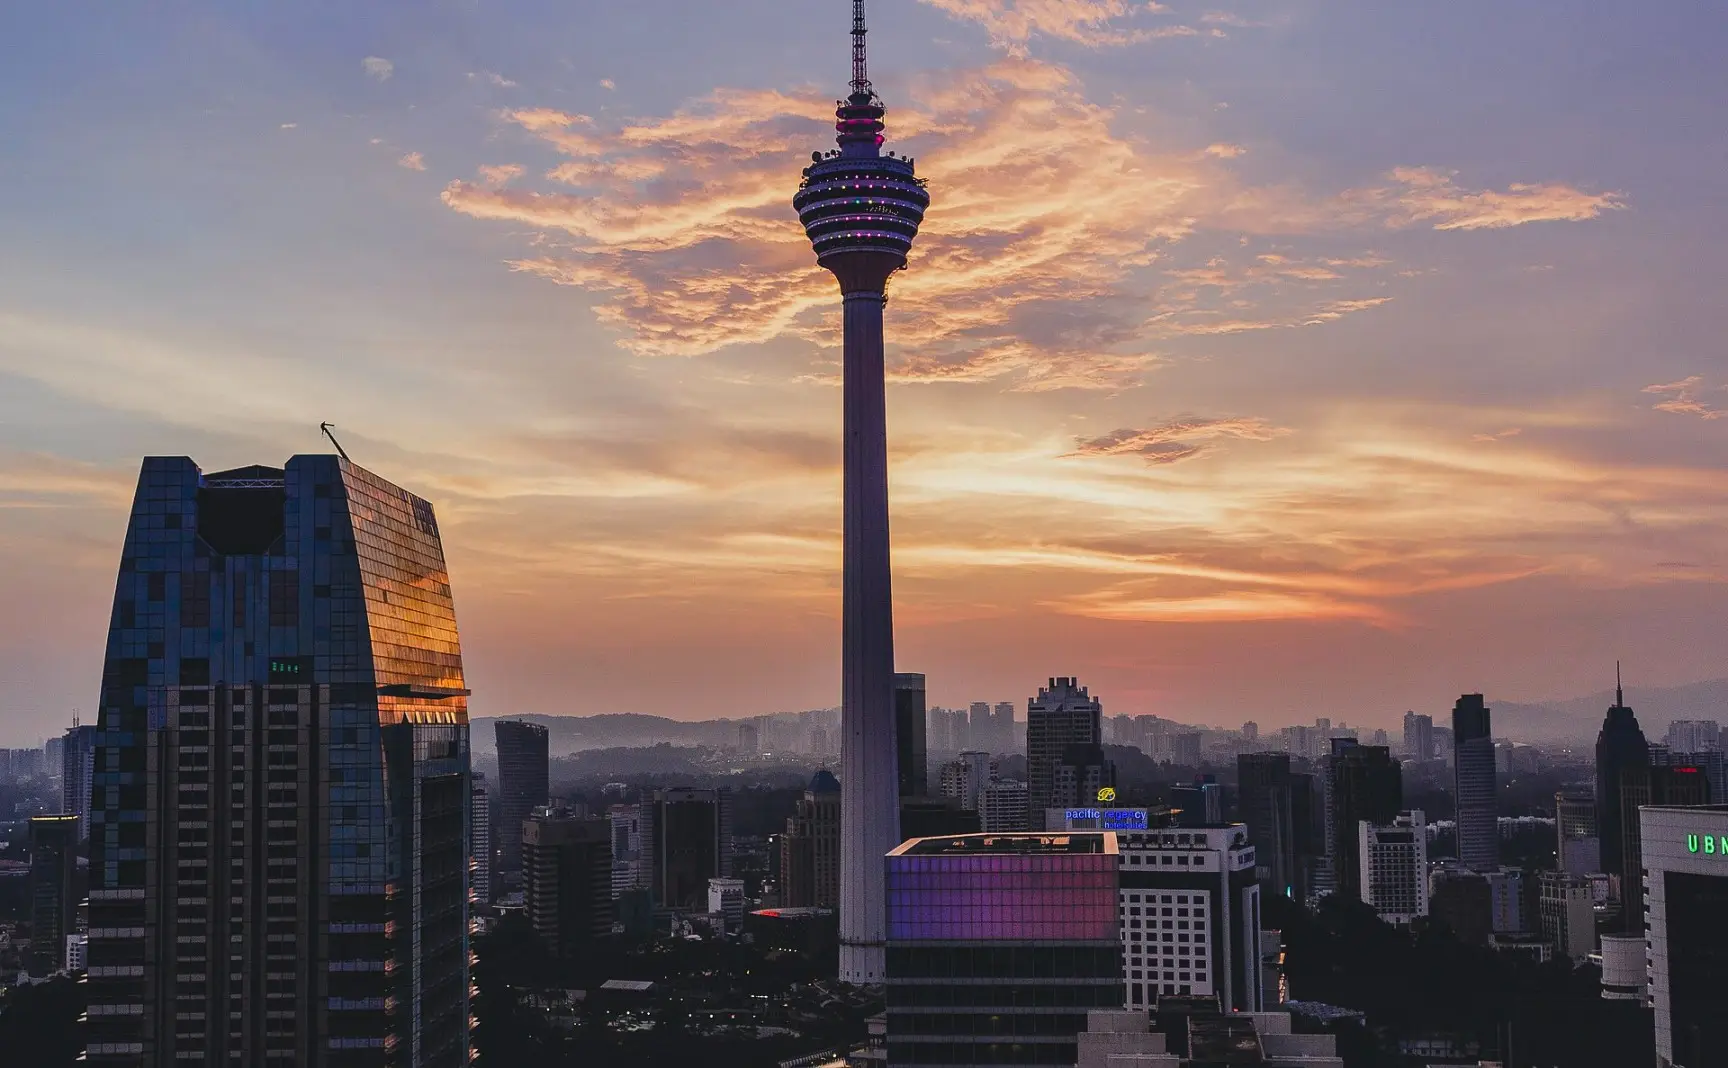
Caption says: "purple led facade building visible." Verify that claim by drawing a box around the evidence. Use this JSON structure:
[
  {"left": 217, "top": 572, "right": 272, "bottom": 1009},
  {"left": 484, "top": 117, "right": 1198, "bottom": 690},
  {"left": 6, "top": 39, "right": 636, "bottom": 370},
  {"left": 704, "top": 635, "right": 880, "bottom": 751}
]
[{"left": 794, "top": 0, "right": 930, "bottom": 985}]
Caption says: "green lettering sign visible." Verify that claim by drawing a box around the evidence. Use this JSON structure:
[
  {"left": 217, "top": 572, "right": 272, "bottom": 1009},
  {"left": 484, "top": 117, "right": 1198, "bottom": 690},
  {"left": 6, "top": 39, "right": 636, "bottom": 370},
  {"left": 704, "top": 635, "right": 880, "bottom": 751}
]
[{"left": 1688, "top": 833, "right": 1728, "bottom": 856}]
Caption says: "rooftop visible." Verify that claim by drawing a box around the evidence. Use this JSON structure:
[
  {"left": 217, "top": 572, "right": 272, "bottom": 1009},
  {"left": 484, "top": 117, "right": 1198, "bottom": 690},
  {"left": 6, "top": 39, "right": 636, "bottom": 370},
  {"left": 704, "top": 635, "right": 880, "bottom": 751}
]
[{"left": 891, "top": 832, "right": 1116, "bottom": 857}]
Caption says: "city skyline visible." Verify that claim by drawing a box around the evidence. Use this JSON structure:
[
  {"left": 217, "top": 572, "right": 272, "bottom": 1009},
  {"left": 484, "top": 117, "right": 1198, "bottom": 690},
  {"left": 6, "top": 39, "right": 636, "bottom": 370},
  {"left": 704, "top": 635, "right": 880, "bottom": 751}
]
[{"left": 6, "top": 3, "right": 1728, "bottom": 741}]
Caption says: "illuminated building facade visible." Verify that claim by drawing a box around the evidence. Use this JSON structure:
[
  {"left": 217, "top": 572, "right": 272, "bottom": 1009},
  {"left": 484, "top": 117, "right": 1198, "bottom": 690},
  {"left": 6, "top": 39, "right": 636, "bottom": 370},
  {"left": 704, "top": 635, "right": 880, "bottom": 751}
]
[
  {"left": 794, "top": 0, "right": 930, "bottom": 985},
  {"left": 84, "top": 455, "right": 472, "bottom": 1066},
  {"left": 884, "top": 833, "right": 1122, "bottom": 1065},
  {"left": 1641, "top": 805, "right": 1728, "bottom": 1068}
]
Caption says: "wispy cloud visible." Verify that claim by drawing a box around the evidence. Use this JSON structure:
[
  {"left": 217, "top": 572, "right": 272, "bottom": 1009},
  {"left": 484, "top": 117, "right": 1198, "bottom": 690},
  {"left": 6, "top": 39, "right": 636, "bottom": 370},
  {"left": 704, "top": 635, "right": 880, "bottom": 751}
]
[
  {"left": 478, "top": 163, "right": 524, "bottom": 188},
  {"left": 1644, "top": 376, "right": 1727, "bottom": 420},
  {"left": 468, "top": 70, "right": 519, "bottom": 89},
  {"left": 1368, "top": 166, "right": 1624, "bottom": 231},
  {"left": 397, "top": 151, "right": 427, "bottom": 171},
  {"left": 362, "top": 56, "right": 394, "bottom": 82},
  {"left": 917, "top": 0, "right": 1201, "bottom": 54},
  {"left": 1067, "top": 416, "right": 1290, "bottom": 464}
]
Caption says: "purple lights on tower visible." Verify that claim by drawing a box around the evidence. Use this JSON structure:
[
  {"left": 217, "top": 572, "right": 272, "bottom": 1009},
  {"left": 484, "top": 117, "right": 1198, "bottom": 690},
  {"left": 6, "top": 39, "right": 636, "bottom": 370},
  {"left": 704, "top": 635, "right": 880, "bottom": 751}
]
[
  {"left": 885, "top": 839, "right": 1121, "bottom": 943},
  {"left": 794, "top": 0, "right": 930, "bottom": 985}
]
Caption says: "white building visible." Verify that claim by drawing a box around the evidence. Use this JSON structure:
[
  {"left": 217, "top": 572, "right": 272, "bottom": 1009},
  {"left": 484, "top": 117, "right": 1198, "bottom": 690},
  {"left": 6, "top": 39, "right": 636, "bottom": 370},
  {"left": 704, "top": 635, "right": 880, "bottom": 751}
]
[
  {"left": 1359, "top": 811, "right": 1428, "bottom": 925},
  {"left": 980, "top": 779, "right": 1029, "bottom": 832},
  {"left": 609, "top": 802, "right": 652, "bottom": 898},
  {"left": 1640, "top": 805, "right": 1728, "bottom": 1068},
  {"left": 1537, "top": 870, "right": 1596, "bottom": 961},
  {"left": 937, "top": 750, "right": 996, "bottom": 811},
  {"left": 1595, "top": 933, "right": 1647, "bottom": 1002},
  {"left": 65, "top": 932, "right": 87, "bottom": 973},
  {"left": 1487, "top": 868, "right": 1532, "bottom": 934},
  {"left": 1664, "top": 720, "right": 1721, "bottom": 753},
  {"left": 707, "top": 877, "right": 745, "bottom": 933},
  {"left": 470, "top": 772, "right": 492, "bottom": 906}
]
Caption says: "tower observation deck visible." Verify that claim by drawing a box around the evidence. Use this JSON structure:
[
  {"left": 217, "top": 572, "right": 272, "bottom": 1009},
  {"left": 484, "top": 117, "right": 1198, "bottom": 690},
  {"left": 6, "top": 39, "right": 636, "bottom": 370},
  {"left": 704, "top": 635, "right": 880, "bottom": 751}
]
[{"left": 792, "top": 0, "right": 929, "bottom": 986}]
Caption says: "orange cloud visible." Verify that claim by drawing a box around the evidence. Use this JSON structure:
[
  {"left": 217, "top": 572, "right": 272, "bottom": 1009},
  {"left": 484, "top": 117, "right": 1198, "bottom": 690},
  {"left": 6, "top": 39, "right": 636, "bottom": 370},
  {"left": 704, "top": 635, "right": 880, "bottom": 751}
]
[
  {"left": 1067, "top": 416, "right": 1290, "bottom": 464},
  {"left": 916, "top": 0, "right": 1196, "bottom": 54},
  {"left": 397, "top": 152, "right": 427, "bottom": 171},
  {"left": 1644, "top": 376, "right": 1727, "bottom": 420},
  {"left": 1367, "top": 166, "right": 1624, "bottom": 231}
]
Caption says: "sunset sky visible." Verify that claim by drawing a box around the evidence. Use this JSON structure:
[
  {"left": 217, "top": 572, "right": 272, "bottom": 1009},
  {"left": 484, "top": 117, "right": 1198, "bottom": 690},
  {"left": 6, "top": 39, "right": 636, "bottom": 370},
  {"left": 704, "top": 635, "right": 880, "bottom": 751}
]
[{"left": 3, "top": 1, "right": 1725, "bottom": 743}]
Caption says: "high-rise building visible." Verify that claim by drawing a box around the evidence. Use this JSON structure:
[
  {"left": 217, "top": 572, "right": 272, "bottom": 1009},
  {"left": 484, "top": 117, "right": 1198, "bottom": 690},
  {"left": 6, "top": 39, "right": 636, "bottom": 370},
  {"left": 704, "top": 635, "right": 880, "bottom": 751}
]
[
  {"left": 523, "top": 808, "right": 613, "bottom": 958},
  {"left": 27, "top": 814, "right": 79, "bottom": 976},
  {"left": 471, "top": 772, "right": 493, "bottom": 906},
  {"left": 780, "top": 770, "right": 842, "bottom": 908},
  {"left": 1653, "top": 744, "right": 1728, "bottom": 811},
  {"left": 1453, "top": 694, "right": 1498, "bottom": 871},
  {"left": 60, "top": 721, "right": 97, "bottom": 840},
  {"left": 495, "top": 719, "right": 550, "bottom": 875},
  {"left": 1487, "top": 868, "right": 1535, "bottom": 935},
  {"left": 1053, "top": 743, "right": 1116, "bottom": 811},
  {"left": 884, "top": 833, "right": 1122, "bottom": 1065},
  {"left": 1027, "top": 677, "right": 1103, "bottom": 826},
  {"left": 1402, "top": 712, "right": 1435, "bottom": 761},
  {"left": 937, "top": 751, "right": 996, "bottom": 811},
  {"left": 795, "top": 0, "right": 929, "bottom": 983},
  {"left": 1429, "top": 863, "right": 1492, "bottom": 945},
  {"left": 1359, "top": 811, "right": 1428, "bottom": 926},
  {"left": 894, "top": 673, "right": 928, "bottom": 798},
  {"left": 608, "top": 802, "right": 652, "bottom": 899},
  {"left": 1237, "top": 754, "right": 1299, "bottom": 899},
  {"left": 1170, "top": 777, "right": 1222, "bottom": 827},
  {"left": 651, "top": 787, "right": 734, "bottom": 911},
  {"left": 1171, "top": 732, "right": 1203, "bottom": 768},
  {"left": 1640, "top": 805, "right": 1728, "bottom": 1068},
  {"left": 980, "top": 779, "right": 1030, "bottom": 833},
  {"left": 1113, "top": 825, "right": 1262, "bottom": 1012},
  {"left": 1241, "top": 721, "right": 1259, "bottom": 745},
  {"left": 1538, "top": 871, "right": 1597, "bottom": 961},
  {"left": 708, "top": 877, "right": 745, "bottom": 933},
  {"left": 1619, "top": 764, "right": 1710, "bottom": 926},
  {"left": 993, "top": 702, "right": 1016, "bottom": 754},
  {"left": 1326, "top": 744, "right": 1402, "bottom": 901},
  {"left": 1595, "top": 667, "right": 1650, "bottom": 911},
  {"left": 737, "top": 720, "right": 761, "bottom": 754},
  {"left": 1555, "top": 788, "right": 1601, "bottom": 876},
  {"left": 84, "top": 455, "right": 472, "bottom": 1066},
  {"left": 1665, "top": 720, "right": 1722, "bottom": 753}
]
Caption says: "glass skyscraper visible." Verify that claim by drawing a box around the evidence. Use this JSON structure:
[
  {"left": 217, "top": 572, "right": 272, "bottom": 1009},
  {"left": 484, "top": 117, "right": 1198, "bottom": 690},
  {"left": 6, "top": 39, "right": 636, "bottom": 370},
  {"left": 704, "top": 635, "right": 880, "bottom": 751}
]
[{"left": 84, "top": 456, "right": 472, "bottom": 1067}]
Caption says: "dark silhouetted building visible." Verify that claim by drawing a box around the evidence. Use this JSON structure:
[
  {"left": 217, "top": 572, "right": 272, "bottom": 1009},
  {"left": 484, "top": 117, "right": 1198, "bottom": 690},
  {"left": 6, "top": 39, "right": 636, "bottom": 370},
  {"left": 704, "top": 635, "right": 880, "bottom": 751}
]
[
  {"left": 84, "top": 456, "right": 472, "bottom": 1066},
  {"left": 1453, "top": 694, "right": 1499, "bottom": 871},
  {"left": 895, "top": 672, "right": 928, "bottom": 798},
  {"left": 524, "top": 809, "right": 613, "bottom": 958},
  {"left": 1170, "top": 775, "right": 1221, "bottom": 827},
  {"left": 781, "top": 769, "right": 842, "bottom": 908},
  {"left": 27, "top": 814, "right": 79, "bottom": 976},
  {"left": 1620, "top": 764, "right": 1710, "bottom": 926},
  {"left": 1595, "top": 669, "right": 1649, "bottom": 911},
  {"left": 1027, "top": 678, "right": 1103, "bottom": 825},
  {"left": 885, "top": 833, "right": 1122, "bottom": 1065},
  {"left": 1430, "top": 863, "right": 1493, "bottom": 945},
  {"left": 1238, "top": 754, "right": 1299, "bottom": 899},
  {"left": 1327, "top": 743, "right": 1402, "bottom": 902},
  {"left": 1053, "top": 742, "right": 1116, "bottom": 811},
  {"left": 495, "top": 719, "right": 550, "bottom": 874},
  {"left": 652, "top": 787, "right": 733, "bottom": 910},
  {"left": 898, "top": 797, "right": 982, "bottom": 839},
  {"left": 1402, "top": 711, "right": 1434, "bottom": 761}
]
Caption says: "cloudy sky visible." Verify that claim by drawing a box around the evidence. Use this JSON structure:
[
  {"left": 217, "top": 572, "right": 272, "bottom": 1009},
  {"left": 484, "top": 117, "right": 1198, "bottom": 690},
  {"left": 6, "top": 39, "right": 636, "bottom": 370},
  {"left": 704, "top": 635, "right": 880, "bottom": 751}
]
[{"left": 2, "top": 1, "right": 1724, "bottom": 743}]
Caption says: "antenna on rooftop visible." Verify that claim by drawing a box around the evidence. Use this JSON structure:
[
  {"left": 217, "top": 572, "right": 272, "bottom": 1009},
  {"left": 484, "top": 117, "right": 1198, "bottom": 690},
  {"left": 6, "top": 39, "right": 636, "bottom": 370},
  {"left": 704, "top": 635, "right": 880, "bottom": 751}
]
[
  {"left": 320, "top": 422, "right": 353, "bottom": 463},
  {"left": 851, "top": 0, "right": 873, "bottom": 99}
]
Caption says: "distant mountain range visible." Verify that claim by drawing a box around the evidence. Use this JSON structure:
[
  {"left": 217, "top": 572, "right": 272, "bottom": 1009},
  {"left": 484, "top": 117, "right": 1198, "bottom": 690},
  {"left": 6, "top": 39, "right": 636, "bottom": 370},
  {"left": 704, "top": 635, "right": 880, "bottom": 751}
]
[
  {"left": 471, "top": 713, "right": 741, "bottom": 755},
  {"left": 1491, "top": 678, "right": 1728, "bottom": 744}
]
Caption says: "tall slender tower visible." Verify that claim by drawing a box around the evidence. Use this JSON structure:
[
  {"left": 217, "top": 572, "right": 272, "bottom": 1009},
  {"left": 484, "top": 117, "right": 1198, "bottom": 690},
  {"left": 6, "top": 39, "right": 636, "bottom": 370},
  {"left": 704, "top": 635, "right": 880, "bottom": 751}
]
[{"left": 794, "top": 0, "right": 930, "bottom": 985}]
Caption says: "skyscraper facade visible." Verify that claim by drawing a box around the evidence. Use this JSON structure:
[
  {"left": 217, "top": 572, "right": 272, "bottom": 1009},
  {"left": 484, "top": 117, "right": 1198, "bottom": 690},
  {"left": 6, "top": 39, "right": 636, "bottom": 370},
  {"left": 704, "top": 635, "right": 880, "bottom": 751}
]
[
  {"left": 471, "top": 772, "right": 493, "bottom": 906},
  {"left": 1402, "top": 711, "right": 1434, "bottom": 761},
  {"left": 651, "top": 787, "right": 734, "bottom": 911},
  {"left": 1619, "top": 764, "right": 1710, "bottom": 926},
  {"left": 781, "top": 770, "right": 842, "bottom": 909},
  {"left": 1237, "top": 754, "right": 1298, "bottom": 899},
  {"left": 61, "top": 721, "right": 98, "bottom": 840},
  {"left": 1026, "top": 677, "right": 1104, "bottom": 826},
  {"left": 1555, "top": 788, "right": 1601, "bottom": 877},
  {"left": 794, "top": 0, "right": 929, "bottom": 985},
  {"left": 895, "top": 672, "right": 928, "bottom": 798},
  {"left": 28, "top": 814, "right": 80, "bottom": 976},
  {"left": 980, "top": 780, "right": 1030, "bottom": 833},
  {"left": 84, "top": 455, "right": 472, "bottom": 1066},
  {"left": 495, "top": 719, "right": 550, "bottom": 876},
  {"left": 1326, "top": 744, "right": 1402, "bottom": 901},
  {"left": 1640, "top": 805, "right": 1728, "bottom": 1068},
  {"left": 523, "top": 808, "right": 614, "bottom": 958},
  {"left": 1595, "top": 671, "right": 1649, "bottom": 911},
  {"left": 1452, "top": 694, "right": 1499, "bottom": 871},
  {"left": 1664, "top": 720, "right": 1722, "bottom": 753},
  {"left": 1114, "top": 825, "right": 1261, "bottom": 1012},
  {"left": 1359, "top": 811, "right": 1429, "bottom": 926}
]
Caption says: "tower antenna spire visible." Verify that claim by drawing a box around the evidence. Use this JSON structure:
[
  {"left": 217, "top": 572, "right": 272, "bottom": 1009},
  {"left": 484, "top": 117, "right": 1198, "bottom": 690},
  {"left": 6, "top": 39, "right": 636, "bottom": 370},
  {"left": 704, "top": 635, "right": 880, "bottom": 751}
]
[
  {"left": 1616, "top": 660, "right": 1623, "bottom": 707},
  {"left": 851, "top": 0, "right": 873, "bottom": 99}
]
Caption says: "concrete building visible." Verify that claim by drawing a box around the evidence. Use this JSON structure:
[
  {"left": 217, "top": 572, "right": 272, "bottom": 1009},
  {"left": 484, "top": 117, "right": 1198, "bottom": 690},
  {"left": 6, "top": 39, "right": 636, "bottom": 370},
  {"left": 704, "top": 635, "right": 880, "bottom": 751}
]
[
  {"left": 1641, "top": 805, "right": 1728, "bottom": 1068},
  {"left": 65, "top": 932, "right": 88, "bottom": 974},
  {"left": 1238, "top": 754, "right": 1301, "bottom": 900},
  {"left": 1026, "top": 677, "right": 1104, "bottom": 827},
  {"left": 1595, "top": 670, "right": 1649, "bottom": 917},
  {"left": 1619, "top": 764, "right": 1710, "bottom": 925},
  {"left": 980, "top": 779, "right": 1030, "bottom": 832},
  {"left": 523, "top": 809, "right": 613, "bottom": 958},
  {"left": 937, "top": 750, "right": 995, "bottom": 811},
  {"left": 1487, "top": 868, "right": 1535, "bottom": 935},
  {"left": 1556, "top": 788, "right": 1601, "bottom": 877},
  {"left": 471, "top": 771, "right": 493, "bottom": 906},
  {"left": 1359, "top": 811, "right": 1428, "bottom": 926},
  {"left": 1429, "top": 863, "right": 1492, "bottom": 945},
  {"left": 1596, "top": 933, "right": 1648, "bottom": 1001},
  {"left": 1538, "top": 870, "right": 1597, "bottom": 961},
  {"left": 780, "top": 769, "right": 841, "bottom": 908},
  {"left": 608, "top": 802, "right": 652, "bottom": 898},
  {"left": 1664, "top": 720, "right": 1721, "bottom": 754},
  {"left": 707, "top": 877, "right": 745, "bottom": 933},
  {"left": 1453, "top": 694, "right": 1499, "bottom": 872},
  {"left": 795, "top": 0, "right": 930, "bottom": 986},
  {"left": 60, "top": 722, "right": 97, "bottom": 841},
  {"left": 884, "top": 833, "right": 1122, "bottom": 1066}
]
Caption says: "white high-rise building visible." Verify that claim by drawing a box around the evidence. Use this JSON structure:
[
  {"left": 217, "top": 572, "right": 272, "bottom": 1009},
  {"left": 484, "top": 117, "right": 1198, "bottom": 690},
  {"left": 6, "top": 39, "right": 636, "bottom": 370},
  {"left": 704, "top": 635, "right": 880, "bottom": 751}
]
[
  {"left": 1641, "top": 805, "right": 1728, "bottom": 1067},
  {"left": 1664, "top": 720, "right": 1721, "bottom": 753},
  {"left": 1358, "top": 811, "right": 1428, "bottom": 926},
  {"left": 980, "top": 779, "right": 1030, "bottom": 832},
  {"left": 707, "top": 877, "right": 745, "bottom": 933},
  {"left": 61, "top": 722, "right": 97, "bottom": 841},
  {"left": 1538, "top": 871, "right": 1597, "bottom": 961},
  {"left": 937, "top": 750, "right": 997, "bottom": 811},
  {"left": 470, "top": 772, "right": 493, "bottom": 906}
]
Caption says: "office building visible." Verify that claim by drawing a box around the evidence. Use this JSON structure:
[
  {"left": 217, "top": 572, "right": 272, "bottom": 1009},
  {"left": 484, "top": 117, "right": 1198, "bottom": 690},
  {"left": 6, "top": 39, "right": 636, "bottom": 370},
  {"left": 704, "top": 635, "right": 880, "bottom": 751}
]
[
  {"left": 1052, "top": 742, "right": 1116, "bottom": 811},
  {"left": 1429, "top": 863, "right": 1492, "bottom": 945},
  {"left": 780, "top": 769, "right": 841, "bottom": 908},
  {"left": 470, "top": 772, "right": 493, "bottom": 906},
  {"left": 84, "top": 455, "right": 472, "bottom": 1066},
  {"left": 796, "top": 0, "right": 930, "bottom": 986},
  {"left": 1665, "top": 720, "right": 1721, "bottom": 753},
  {"left": 28, "top": 814, "right": 80, "bottom": 976},
  {"left": 1359, "top": 811, "right": 1428, "bottom": 926},
  {"left": 523, "top": 809, "right": 613, "bottom": 958},
  {"left": 1621, "top": 763, "right": 1711, "bottom": 926},
  {"left": 1538, "top": 871, "right": 1597, "bottom": 961},
  {"left": 1402, "top": 712, "right": 1434, "bottom": 761},
  {"left": 1026, "top": 677, "right": 1104, "bottom": 825},
  {"left": 1326, "top": 743, "right": 1402, "bottom": 901},
  {"left": 1653, "top": 745, "right": 1728, "bottom": 812},
  {"left": 1556, "top": 788, "right": 1601, "bottom": 876},
  {"left": 1171, "top": 732, "right": 1203, "bottom": 768},
  {"left": 1237, "top": 754, "right": 1301, "bottom": 900},
  {"left": 993, "top": 702, "right": 1016, "bottom": 754},
  {"left": 608, "top": 802, "right": 652, "bottom": 898},
  {"left": 1074, "top": 1001, "right": 1343, "bottom": 1068},
  {"left": 1642, "top": 805, "right": 1728, "bottom": 1068},
  {"left": 895, "top": 673, "right": 928, "bottom": 798},
  {"left": 1453, "top": 694, "right": 1499, "bottom": 871},
  {"left": 61, "top": 722, "right": 98, "bottom": 840},
  {"left": 980, "top": 779, "right": 1030, "bottom": 832},
  {"left": 495, "top": 719, "right": 550, "bottom": 875},
  {"left": 708, "top": 877, "right": 745, "bottom": 933},
  {"left": 1114, "top": 824, "right": 1262, "bottom": 1012},
  {"left": 1595, "top": 668, "right": 1650, "bottom": 912},
  {"left": 937, "top": 750, "right": 995, "bottom": 811},
  {"left": 1170, "top": 777, "right": 1222, "bottom": 827},
  {"left": 884, "top": 833, "right": 1122, "bottom": 1065},
  {"left": 651, "top": 787, "right": 734, "bottom": 910},
  {"left": 1487, "top": 868, "right": 1536, "bottom": 935}
]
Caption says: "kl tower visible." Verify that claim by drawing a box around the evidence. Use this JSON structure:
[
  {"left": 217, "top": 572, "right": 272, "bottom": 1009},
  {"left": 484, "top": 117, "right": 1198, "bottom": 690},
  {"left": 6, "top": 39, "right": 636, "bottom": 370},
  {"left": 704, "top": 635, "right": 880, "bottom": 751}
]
[{"left": 794, "top": 0, "right": 930, "bottom": 985}]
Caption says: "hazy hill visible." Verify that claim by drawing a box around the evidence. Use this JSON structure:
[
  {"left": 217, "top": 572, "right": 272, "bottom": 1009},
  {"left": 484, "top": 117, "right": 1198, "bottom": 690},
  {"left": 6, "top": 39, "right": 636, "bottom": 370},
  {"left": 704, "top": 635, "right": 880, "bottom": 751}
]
[
  {"left": 472, "top": 714, "right": 738, "bottom": 755},
  {"left": 1491, "top": 678, "right": 1728, "bottom": 744}
]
